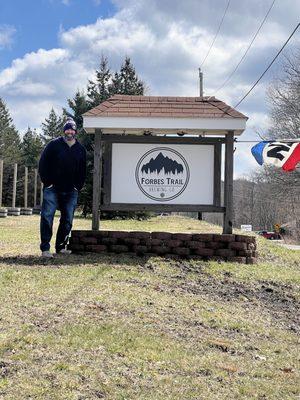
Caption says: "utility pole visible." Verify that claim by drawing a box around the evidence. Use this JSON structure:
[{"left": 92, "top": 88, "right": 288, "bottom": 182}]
[
  {"left": 198, "top": 67, "right": 204, "bottom": 221},
  {"left": 199, "top": 68, "right": 203, "bottom": 97}
]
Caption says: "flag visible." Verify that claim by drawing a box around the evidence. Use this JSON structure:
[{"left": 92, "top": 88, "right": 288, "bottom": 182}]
[{"left": 251, "top": 141, "right": 300, "bottom": 172}]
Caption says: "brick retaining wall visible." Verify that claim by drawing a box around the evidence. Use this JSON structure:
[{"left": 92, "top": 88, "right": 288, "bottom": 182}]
[{"left": 68, "top": 231, "right": 257, "bottom": 264}]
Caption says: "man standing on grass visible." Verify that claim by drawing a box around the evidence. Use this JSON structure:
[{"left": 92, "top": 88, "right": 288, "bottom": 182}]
[{"left": 38, "top": 118, "right": 86, "bottom": 258}]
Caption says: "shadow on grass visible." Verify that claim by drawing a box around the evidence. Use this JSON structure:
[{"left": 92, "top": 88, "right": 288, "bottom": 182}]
[{"left": 0, "top": 252, "right": 153, "bottom": 267}]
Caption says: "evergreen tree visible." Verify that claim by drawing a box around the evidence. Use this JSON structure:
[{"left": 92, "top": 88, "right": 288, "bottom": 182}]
[
  {"left": 67, "top": 90, "right": 93, "bottom": 216},
  {"left": 0, "top": 97, "right": 21, "bottom": 164},
  {"left": 0, "top": 97, "right": 13, "bottom": 130},
  {"left": 110, "top": 71, "right": 122, "bottom": 95},
  {"left": 67, "top": 90, "right": 90, "bottom": 129},
  {"left": 21, "top": 127, "right": 43, "bottom": 168},
  {"left": 0, "top": 97, "right": 22, "bottom": 206},
  {"left": 64, "top": 56, "right": 146, "bottom": 217},
  {"left": 87, "top": 56, "right": 112, "bottom": 108},
  {"left": 110, "top": 57, "right": 144, "bottom": 95},
  {"left": 41, "top": 108, "right": 63, "bottom": 144}
]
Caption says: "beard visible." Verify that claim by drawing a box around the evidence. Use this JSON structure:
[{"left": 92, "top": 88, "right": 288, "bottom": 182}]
[{"left": 64, "top": 132, "right": 76, "bottom": 141}]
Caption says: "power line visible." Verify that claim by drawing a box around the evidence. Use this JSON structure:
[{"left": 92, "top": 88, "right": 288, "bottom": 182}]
[
  {"left": 200, "top": 0, "right": 231, "bottom": 68},
  {"left": 234, "top": 22, "right": 300, "bottom": 108},
  {"left": 235, "top": 138, "right": 300, "bottom": 143},
  {"left": 215, "top": 0, "right": 276, "bottom": 94}
]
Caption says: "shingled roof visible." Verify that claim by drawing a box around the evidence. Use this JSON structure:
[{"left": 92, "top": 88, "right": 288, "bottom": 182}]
[{"left": 83, "top": 95, "right": 248, "bottom": 120}]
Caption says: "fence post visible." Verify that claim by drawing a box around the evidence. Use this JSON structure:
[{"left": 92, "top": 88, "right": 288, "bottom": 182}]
[
  {"left": 12, "top": 163, "right": 17, "bottom": 208},
  {"left": 0, "top": 159, "right": 3, "bottom": 208},
  {"left": 0, "top": 159, "right": 8, "bottom": 217},
  {"left": 7, "top": 163, "right": 20, "bottom": 216},
  {"left": 20, "top": 166, "right": 33, "bottom": 215},
  {"left": 24, "top": 166, "right": 28, "bottom": 208},
  {"left": 40, "top": 179, "right": 43, "bottom": 206},
  {"left": 34, "top": 168, "right": 38, "bottom": 207}
]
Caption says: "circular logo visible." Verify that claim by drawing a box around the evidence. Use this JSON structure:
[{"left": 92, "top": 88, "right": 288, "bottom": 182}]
[{"left": 135, "top": 147, "right": 190, "bottom": 202}]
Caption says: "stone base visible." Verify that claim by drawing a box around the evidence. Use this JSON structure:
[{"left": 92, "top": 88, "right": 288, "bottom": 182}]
[
  {"left": 0, "top": 208, "right": 8, "bottom": 218},
  {"left": 7, "top": 207, "right": 21, "bottom": 216},
  {"left": 21, "top": 207, "right": 33, "bottom": 215},
  {"left": 68, "top": 230, "right": 258, "bottom": 264}
]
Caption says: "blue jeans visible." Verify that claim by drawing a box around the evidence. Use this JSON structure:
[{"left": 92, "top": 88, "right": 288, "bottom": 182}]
[{"left": 40, "top": 186, "right": 78, "bottom": 252}]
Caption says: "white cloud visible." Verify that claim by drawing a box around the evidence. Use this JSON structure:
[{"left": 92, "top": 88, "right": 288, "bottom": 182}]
[
  {"left": 0, "top": 25, "right": 16, "bottom": 50},
  {"left": 1, "top": 0, "right": 300, "bottom": 172}
]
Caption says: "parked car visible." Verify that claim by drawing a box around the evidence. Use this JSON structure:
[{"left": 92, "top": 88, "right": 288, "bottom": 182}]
[{"left": 257, "top": 230, "right": 281, "bottom": 240}]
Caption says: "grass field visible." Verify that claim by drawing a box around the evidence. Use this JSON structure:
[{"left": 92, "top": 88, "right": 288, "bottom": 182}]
[{"left": 0, "top": 215, "right": 299, "bottom": 399}]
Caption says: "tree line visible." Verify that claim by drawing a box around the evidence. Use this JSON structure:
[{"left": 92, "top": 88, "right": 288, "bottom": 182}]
[
  {"left": 205, "top": 51, "right": 300, "bottom": 240},
  {"left": 0, "top": 56, "right": 145, "bottom": 215},
  {"left": 0, "top": 51, "right": 299, "bottom": 238}
]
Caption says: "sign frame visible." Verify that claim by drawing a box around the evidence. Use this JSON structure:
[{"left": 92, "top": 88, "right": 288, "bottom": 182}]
[{"left": 101, "top": 134, "right": 223, "bottom": 212}]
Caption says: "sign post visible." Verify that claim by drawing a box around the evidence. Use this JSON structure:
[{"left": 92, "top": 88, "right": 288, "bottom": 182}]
[
  {"left": 92, "top": 129, "right": 102, "bottom": 230},
  {"left": 223, "top": 131, "right": 234, "bottom": 234}
]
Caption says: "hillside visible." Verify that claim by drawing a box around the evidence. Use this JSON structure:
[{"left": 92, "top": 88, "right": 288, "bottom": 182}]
[{"left": 0, "top": 215, "right": 299, "bottom": 399}]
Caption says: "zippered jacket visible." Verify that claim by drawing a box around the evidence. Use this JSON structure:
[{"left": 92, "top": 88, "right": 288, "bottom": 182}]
[{"left": 38, "top": 137, "right": 86, "bottom": 192}]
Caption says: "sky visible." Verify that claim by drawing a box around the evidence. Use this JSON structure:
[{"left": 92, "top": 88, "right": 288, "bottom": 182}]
[{"left": 0, "top": 0, "right": 299, "bottom": 177}]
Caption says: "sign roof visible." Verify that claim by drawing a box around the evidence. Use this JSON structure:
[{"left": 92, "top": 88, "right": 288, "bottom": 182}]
[{"left": 83, "top": 95, "right": 248, "bottom": 119}]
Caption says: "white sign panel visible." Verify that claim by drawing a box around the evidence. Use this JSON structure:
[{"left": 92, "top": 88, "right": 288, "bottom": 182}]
[
  {"left": 241, "top": 225, "right": 252, "bottom": 232},
  {"left": 111, "top": 143, "right": 215, "bottom": 205}
]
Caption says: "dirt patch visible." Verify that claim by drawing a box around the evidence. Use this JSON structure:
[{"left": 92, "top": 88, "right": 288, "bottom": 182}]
[
  {"left": 179, "top": 275, "right": 299, "bottom": 332},
  {"left": 141, "top": 260, "right": 300, "bottom": 333}
]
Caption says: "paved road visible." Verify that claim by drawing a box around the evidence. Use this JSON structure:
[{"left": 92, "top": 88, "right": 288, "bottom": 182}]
[{"left": 277, "top": 242, "right": 300, "bottom": 251}]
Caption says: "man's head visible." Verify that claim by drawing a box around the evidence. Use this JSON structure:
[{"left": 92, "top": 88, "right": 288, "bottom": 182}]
[{"left": 63, "top": 118, "right": 77, "bottom": 141}]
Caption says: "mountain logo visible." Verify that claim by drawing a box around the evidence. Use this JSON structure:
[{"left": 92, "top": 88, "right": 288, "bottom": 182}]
[{"left": 135, "top": 147, "right": 190, "bottom": 202}]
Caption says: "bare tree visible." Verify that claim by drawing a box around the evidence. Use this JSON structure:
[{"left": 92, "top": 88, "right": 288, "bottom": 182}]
[{"left": 263, "top": 49, "right": 300, "bottom": 239}]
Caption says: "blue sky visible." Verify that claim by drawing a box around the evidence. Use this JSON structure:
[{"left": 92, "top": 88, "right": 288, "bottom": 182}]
[
  {"left": 0, "top": 0, "right": 115, "bottom": 69},
  {"left": 0, "top": 0, "right": 299, "bottom": 176}
]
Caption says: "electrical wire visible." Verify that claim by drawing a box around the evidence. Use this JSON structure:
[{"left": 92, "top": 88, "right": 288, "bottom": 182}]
[
  {"left": 235, "top": 138, "right": 300, "bottom": 143},
  {"left": 200, "top": 0, "right": 231, "bottom": 68},
  {"left": 234, "top": 22, "right": 300, "bottom": 108},
  {"left": 215, "top": 0, "right": 276, "bottom": 94}
]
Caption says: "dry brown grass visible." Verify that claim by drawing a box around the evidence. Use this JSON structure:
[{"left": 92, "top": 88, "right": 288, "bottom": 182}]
[{"left": 0, "top": 215, "right": 299, "bottom": 399}]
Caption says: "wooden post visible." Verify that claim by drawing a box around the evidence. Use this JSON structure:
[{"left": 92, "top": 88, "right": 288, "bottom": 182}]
[
  {"left": 223, "top": 131, "right": 234, "bottom": 234},
  {"left": 24, "top": 166, "right": 28, "bottom": 208},
  {"left": 0, "top": 159, "right": 3, "bottom": 208},
  {"left": 40, "top": 179, "right": 43, "bottom": 206},
  {"left": 34, "top": 168, "right": 38, "bottom": 207},
  {"left": 12, "top": 163, "right": 17, "bottom": 208},
  {"left": 92, "top": 130, "right": 102, "bottom": 230}
]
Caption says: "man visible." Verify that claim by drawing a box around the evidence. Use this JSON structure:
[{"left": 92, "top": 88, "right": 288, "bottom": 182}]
[{"left": 38, "top": 118, "right": 86, "bottom": 258}]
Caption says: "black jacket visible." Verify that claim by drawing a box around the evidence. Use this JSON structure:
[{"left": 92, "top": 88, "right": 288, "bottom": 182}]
[{"left": 38, "top": 137, "right": 86, "bottom": 192}]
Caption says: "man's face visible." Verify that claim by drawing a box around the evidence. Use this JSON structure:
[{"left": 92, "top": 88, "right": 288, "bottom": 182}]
[{"left": 64, "top": 128, "right": 76, "bottom": 141}]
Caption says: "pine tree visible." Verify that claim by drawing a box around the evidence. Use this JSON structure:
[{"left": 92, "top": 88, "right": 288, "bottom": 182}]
[
  {"left": 87, "top": 56, "right": 112, "bottom": 108},
  {"left": 110, "top": 57, "right": 144, "bottom": 95},
  {"left": 21, "top": 127, "right": 43, "bottom": 168},
  {"left": 62, "top": 57, "right": 146, "bottom": 216},
  {"left": 0, "top": 97, "right": 22, "bottom": 206},
  {"left": 67, "top": 90, "right": 90, "bottom": 129},
  {"left": 41, "top": 108, "right": 63, "bottom": 144},
  {"left": 0, "top": 97, "right": 13, "bottom": 131},
  {"left": 105, "top": 57, "right": 146, "bottom": 219},
  {"left": 67, "top": 90, "right": 93, "bottom": 216},
  {"left": 0, "top": 98, "right": 21, "bottom": 163}
]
